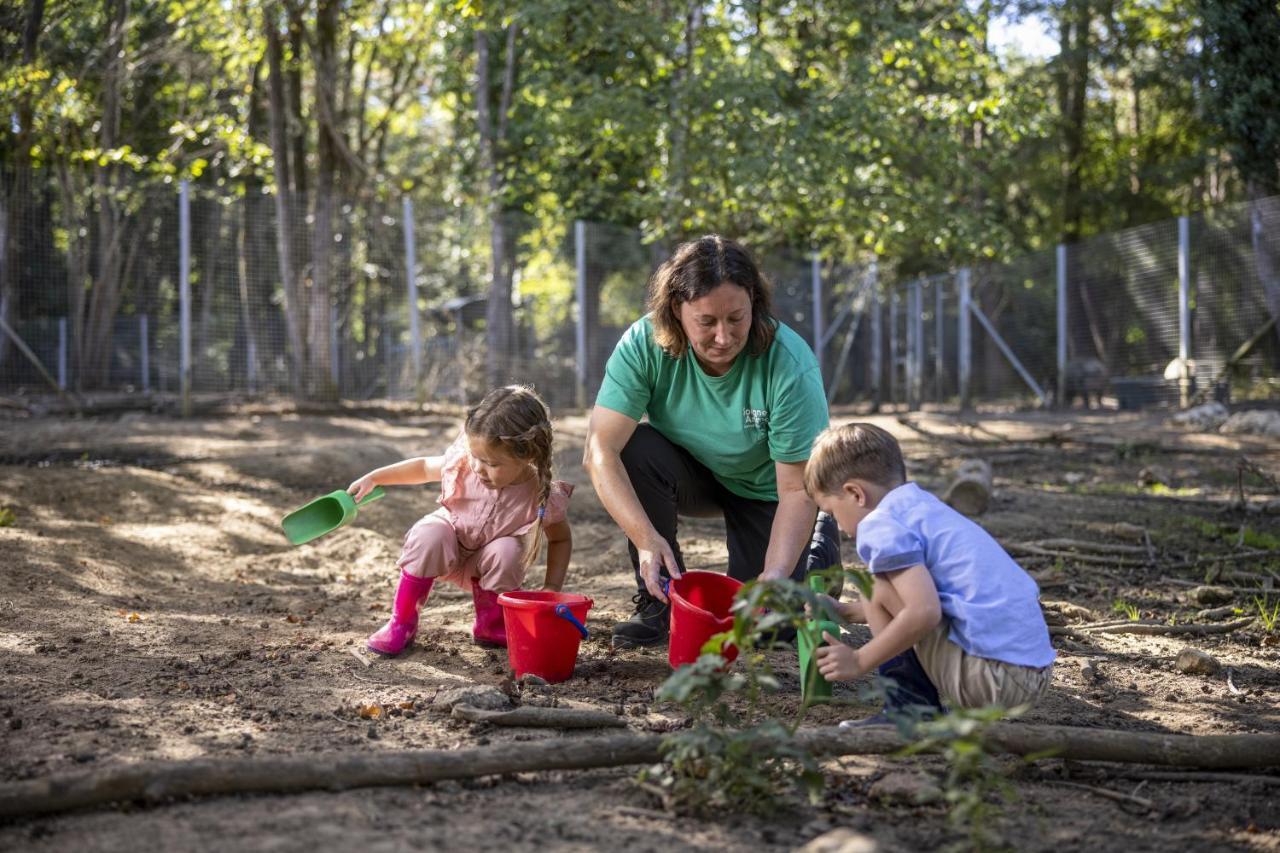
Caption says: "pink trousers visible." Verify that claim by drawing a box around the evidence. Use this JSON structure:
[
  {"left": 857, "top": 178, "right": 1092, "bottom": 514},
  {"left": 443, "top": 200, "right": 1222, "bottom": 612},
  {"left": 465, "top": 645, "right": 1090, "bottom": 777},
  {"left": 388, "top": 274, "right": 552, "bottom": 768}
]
[{"left": 396, "top": 512, "right": 525, "bottom": 592}]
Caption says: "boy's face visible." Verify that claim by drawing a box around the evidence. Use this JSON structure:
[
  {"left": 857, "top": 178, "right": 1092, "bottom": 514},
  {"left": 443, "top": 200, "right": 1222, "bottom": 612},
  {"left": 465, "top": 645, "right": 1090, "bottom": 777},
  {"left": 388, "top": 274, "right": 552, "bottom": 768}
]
[{"left": 814, "top": 481, "right": 874, "bottom": 532}]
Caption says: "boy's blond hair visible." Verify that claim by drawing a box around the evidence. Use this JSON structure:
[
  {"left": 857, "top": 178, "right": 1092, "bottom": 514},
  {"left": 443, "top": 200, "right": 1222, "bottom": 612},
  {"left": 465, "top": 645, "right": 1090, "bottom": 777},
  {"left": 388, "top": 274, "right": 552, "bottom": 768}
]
[{"left": 804, "top": 422, "right": 907, "bottom": 496}]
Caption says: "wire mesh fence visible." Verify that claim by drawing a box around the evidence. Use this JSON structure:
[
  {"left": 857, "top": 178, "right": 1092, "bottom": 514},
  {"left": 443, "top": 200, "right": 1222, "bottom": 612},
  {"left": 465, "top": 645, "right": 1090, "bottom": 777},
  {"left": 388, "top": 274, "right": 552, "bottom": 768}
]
[{"left": 1, "top": 166, "right": 1277, "bottom": 412}]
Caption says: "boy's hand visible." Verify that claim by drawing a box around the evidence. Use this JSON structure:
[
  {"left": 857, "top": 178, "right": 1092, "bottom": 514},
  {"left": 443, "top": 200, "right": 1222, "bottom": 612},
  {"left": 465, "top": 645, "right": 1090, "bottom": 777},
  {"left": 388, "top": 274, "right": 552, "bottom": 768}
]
[
  {"left": 347, "top": 474, "right": 378, "bottom": 502},
  {"left": 815, "top": 630, "right": 864, "bottom": 682}
]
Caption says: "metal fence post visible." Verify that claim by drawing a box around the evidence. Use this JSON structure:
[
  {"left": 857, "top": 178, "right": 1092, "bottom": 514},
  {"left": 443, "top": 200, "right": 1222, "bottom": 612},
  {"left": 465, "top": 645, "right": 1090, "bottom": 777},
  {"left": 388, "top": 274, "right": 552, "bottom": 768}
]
[
  {"left": 958, "top": 268, "right": 971, "bottom": 410},
  {"left": 1177, "top": 215, "right": 1191, "bottom": 407},
  {"left": 403, "top": 196, "right": 422, "bottom": 402},
  {"left": 330, "top": 302, "right": 340, "bottom": 390},
  {"left": 1056, "top": 243, "right": 1067, "bottom": 409},
  {"left": 869, "top": 262, "right": 881, "bottom": 409},
  {"left": 179, "top": 179, "right": 191, "bottom": 416},
  {"left": 574, "top": 220, "right": 587, "bottom": 410},
  {"left": 911, "top": 279, "right": 924, "bottom": 410},
  {"left": 888, "top": 288, "right": 899, "bottom": 407},
  {"left": 811, "top": 251, "right": 824, "bottom": 383},
  {"left": 935, "top": 280, "right": 945, "bottom": 400},
  {"left": 57, "top": 317, "right": 67, "bottom": 390},
  {"left": 140, "top": 314, "right": 149, "bottom": 393},
  {"left": 901, "top": 281, "right": 912, "bottom": 410}
]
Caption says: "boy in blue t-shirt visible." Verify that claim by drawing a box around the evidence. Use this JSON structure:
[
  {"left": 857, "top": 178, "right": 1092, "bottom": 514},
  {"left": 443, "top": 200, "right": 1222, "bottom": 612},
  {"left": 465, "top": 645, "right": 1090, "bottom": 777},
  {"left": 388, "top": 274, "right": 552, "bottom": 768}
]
[{"left": 804, "top": 423, "right": 1055, "bottom": 725}]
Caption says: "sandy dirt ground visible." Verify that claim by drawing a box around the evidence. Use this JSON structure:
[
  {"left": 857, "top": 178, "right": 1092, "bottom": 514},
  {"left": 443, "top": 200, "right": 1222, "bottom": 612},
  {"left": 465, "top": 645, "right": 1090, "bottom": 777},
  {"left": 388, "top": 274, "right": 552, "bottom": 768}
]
[{"left": 1, "top": 400, "right": 1279, "bottom": 852}]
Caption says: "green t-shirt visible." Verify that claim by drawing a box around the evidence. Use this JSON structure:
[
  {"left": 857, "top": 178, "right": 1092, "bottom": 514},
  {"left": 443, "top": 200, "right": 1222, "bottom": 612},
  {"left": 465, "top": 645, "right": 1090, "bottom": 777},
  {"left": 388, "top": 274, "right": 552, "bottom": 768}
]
[{"left": 595, "top": 315, "right": 829, "bottom": 501}]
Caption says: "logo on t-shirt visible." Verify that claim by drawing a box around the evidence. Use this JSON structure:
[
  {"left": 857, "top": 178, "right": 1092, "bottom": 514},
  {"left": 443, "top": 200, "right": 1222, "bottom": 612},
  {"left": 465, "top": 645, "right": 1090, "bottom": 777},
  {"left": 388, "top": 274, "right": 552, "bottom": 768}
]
[{"left": 742, "top": 407, "right": 770, "bottom": 433}]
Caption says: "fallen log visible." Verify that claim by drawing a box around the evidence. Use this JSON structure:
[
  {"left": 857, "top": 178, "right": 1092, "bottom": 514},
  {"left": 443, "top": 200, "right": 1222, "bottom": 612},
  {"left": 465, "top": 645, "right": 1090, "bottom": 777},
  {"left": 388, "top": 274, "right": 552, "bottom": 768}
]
[
  {"left": 1086, "top": 767, "right": 1280, "bottom": 787},
  {"left": 1030, "top": 538, "right": 1150, "bottom": 556},
  {"left": 1082, "top": 617, "right": 1255, "bottom": 637},
  {"left": 4, "top": 723, "right": 1280, "bottom": 820},
  {"left": 943, "top": 459, "right": 993, "bottom": 516},
  {"left": 452, "top": 704, "right": 627, "bottom": 728},
  {"left": 1194, "top": 605, "right": 1240, "bottom": 621},
  {"left": 1045, "top": 779, "right": 1154, "bottom": 811},
  {"left": 1007, "top": 544, "right": 1149, "bottom": 568}
]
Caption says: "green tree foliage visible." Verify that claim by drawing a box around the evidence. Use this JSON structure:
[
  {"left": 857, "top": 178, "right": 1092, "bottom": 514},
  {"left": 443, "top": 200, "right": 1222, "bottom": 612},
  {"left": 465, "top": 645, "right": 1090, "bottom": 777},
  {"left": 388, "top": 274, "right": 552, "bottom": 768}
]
[{"left": 1, "top": 0, "right": 1272, "bottom": 387}]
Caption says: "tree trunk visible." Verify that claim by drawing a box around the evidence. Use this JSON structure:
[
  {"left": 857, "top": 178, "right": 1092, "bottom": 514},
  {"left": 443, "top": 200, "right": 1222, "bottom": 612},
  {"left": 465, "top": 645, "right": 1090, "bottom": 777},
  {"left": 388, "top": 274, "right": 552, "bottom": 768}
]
[
  {"left": 1058, "top": 0, "right": 1090, "bottom": 243},
  {"left": 475, "top": 23, "right": 520, "bottom": 387},
  {"left": 195, "top": 198, "right": 222, "bottom": 388},
  {"left": 0, "top": 0, "right": 46, "bottom": 372},
  {"left": 80, "top": 0, "right": 130, "bottom": 389},
  {"left": 943, "top": 458, "right": 993, "bottom": 516},
  {"left": 307, "top": 0, "right": 340, "bottom": 400},
  {"left": 1247, "top": 179, "right": 1280, "bottom": 348},
  {"left": 265, "top": 13, "right": 306, "bottom": 393}
]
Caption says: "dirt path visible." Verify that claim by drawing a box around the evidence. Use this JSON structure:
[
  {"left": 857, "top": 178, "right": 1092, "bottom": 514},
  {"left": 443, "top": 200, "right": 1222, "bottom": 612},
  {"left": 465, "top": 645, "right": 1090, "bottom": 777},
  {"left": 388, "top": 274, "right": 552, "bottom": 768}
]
[{"left": 1, "top": 404, "right": 1278, "bottom": 851}]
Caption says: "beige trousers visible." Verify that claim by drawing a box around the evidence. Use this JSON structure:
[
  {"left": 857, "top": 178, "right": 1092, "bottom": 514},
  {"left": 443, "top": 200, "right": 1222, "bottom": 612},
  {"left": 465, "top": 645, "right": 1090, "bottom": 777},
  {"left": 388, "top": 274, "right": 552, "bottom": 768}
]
[{"left": 915, "top": 621, "right": 1053, "bottom": 710}]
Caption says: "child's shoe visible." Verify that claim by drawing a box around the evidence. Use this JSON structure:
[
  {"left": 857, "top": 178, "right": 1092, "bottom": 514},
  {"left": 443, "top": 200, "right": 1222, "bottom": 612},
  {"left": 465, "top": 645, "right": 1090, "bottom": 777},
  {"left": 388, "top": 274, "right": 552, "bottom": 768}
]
[
  {"left": 840, "top": 649, "right": 945, "bottom": 728},
  {"left": 367, "top": 571, "right": 434, "bottom": 656},
  {"left": 471, "top": 584, "right": 508, "bottom": 647}
]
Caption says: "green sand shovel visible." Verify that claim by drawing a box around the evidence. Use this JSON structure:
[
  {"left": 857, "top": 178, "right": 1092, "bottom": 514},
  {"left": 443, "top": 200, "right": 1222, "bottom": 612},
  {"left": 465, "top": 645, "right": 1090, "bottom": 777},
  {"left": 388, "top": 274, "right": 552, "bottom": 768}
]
[
  {"left": 798, "top": 574, "right": 840, "bottom": 705},
  {"left": 281, "top": 486, "right": 386, "bottom": 545}
]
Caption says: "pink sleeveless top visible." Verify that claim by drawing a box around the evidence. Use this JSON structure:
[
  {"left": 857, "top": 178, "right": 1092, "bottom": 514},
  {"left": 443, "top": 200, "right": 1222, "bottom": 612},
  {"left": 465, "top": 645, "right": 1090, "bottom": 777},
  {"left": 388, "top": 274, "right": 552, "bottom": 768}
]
[{"left": 435, "top": 434, "right": 572, "bottom": 552}]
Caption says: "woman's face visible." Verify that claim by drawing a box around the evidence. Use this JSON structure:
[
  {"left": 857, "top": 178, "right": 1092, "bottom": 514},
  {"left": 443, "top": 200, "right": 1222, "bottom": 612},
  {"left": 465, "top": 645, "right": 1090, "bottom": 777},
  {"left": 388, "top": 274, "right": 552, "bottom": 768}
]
[{"left": 677, "top": 282, "right": 752, "bottom": 376}]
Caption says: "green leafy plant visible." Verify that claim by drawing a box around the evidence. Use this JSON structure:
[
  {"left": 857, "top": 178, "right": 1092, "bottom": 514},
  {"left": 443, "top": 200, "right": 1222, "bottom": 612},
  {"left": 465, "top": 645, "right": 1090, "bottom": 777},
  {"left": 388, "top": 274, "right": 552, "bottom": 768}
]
[
  {"left": 902, "top": 705, "right": 1027, "bottom": 851},
  {"left": 1111, "top": 599, "right": 1140, "bottom": 621},
  {"left": 0, "top": 507, "right": 14, "bottom": 527},
  {"left": 1255, "top": 596, "right": 1280, "bottom": 632},
  {"left": 643, "top": 566, "right": 868, "bottom": 815}
]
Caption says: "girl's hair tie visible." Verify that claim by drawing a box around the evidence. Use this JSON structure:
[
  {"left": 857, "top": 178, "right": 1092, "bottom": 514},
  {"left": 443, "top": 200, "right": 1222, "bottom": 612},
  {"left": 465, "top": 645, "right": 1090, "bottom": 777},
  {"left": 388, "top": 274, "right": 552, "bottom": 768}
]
[{"left": 538, "top": 505, "right": 546, "bottom": 520}]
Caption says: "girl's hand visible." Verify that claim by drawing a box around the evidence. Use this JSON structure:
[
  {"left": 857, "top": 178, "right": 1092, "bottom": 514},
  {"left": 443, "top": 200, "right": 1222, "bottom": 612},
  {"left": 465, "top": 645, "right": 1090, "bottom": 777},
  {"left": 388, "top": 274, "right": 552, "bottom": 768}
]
[
  {"left": 637, "top": 533, "right": 681, "bottom": 603},
  {"left": 347, "top": 474, "right": 379, "bottom": 502},
  {"left": 815, "top": 631, "right": 863, "bottom": 682}
]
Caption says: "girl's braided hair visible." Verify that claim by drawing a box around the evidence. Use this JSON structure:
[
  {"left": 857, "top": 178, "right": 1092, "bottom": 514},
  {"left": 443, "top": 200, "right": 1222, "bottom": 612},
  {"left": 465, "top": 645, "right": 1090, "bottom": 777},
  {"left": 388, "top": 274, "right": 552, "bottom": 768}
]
[{"left": 465, "top": 385, "right": 555, "bottom": 568}]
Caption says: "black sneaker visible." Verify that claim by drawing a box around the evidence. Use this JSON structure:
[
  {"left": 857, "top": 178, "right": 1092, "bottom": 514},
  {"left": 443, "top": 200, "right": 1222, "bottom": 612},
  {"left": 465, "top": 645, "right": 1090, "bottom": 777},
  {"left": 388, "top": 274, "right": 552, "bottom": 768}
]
[{"left": 611, "top": 591, "right": 670, "bottom": 648}]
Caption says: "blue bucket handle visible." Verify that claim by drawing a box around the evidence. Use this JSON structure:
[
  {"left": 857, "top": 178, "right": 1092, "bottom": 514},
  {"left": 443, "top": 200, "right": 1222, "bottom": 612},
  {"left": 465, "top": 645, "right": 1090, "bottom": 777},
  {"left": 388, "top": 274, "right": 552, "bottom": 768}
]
[
  {"left": 660, "top": 577, "right": 671, "bottom": 598},
  {"left": 554, "top": 603, "right": 589, "bottom": 640}
]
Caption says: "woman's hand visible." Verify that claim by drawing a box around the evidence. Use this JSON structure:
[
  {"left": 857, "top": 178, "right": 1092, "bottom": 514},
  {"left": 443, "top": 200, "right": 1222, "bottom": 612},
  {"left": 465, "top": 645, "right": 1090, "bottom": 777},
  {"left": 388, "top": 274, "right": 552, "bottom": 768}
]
[
  {"left": 809, "top": 593, "right": 863, "bottom": 624},
  {"left": 815, "top": 631, "right": 864, "bottom": 683},
  {"left": 811, "top": 593, "right": 841, "bottom": 622},
  {"left": 637, "top": 533, "right": 681, "bottom": 603},
  {"left": 347, "top": 473, "right": 379, "bottom": 502}
]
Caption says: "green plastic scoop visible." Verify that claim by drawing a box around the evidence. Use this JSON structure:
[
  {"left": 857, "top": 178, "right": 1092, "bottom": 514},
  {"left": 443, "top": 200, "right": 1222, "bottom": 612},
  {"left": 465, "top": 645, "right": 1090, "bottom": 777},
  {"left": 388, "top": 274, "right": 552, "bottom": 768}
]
[
  {"left": 281, "top": 486, "right": 385, "bottom": 545},
  {"left": 798, "top": 574, "right": 840, "bottom": 704}
]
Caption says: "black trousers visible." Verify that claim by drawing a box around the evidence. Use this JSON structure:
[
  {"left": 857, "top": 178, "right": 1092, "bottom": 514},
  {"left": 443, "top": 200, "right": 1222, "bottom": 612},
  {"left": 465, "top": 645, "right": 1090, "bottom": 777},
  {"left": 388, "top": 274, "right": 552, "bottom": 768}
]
[{"left": 620, "top": 424, "right": 841, "bottom": 590}]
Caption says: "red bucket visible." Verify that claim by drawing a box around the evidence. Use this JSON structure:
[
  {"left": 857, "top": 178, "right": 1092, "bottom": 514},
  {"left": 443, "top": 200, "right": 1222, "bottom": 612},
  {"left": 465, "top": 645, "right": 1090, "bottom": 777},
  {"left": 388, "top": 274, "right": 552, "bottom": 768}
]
[
  {"left": 497, "top": 591, "right": 593, "bottom": 683},
  {"left": 668, "top": 571, "right": 743, "bottom": 669}
]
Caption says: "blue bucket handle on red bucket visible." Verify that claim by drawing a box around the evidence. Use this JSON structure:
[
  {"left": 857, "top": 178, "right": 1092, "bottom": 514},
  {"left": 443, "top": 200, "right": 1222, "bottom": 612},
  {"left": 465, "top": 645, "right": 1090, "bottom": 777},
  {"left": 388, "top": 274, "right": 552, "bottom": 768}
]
[
  {"left": 553, "top": 603, "right": 589, "bottom": 640},
  {"left": 661, "top": 577, "right": 671, "bottom": 599}
]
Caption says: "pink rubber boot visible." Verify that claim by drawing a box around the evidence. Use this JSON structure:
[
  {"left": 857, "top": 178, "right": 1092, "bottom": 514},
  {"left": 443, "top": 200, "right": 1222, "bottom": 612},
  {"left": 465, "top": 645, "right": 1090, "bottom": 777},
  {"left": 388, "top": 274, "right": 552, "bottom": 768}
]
[
  {"left": 471, "top": 583, "right": 508, "bottom": 648},
  {"left": 367, "top": 571, "right": 434, "bottom": 656}
]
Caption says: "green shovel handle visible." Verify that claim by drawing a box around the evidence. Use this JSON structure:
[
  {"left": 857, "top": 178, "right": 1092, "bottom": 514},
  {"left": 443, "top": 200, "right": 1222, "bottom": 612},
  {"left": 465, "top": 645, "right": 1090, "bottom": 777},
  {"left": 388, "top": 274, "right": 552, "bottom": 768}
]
[{"left": 355, "top": 486, "right": 386, "bottom": 507}]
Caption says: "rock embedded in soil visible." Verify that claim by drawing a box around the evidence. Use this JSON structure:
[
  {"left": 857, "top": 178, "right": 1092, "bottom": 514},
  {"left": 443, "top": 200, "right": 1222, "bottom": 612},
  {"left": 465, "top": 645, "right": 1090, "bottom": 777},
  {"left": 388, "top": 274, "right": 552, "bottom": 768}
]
[
  {"left": 1190, "top": 586, "right": 1233, "bottom": 606},
  {"left": 1175, "top": 648, "right": 1221, "bottom": 676},
  {"left": 431, "top": 684, "right": 512, "bottom": 712},
  {"left": 867, "top": 771, "right": 942, "bottom": 805},
  {"left": 796, "top": 828, "right": 880, "bottom": 853}
]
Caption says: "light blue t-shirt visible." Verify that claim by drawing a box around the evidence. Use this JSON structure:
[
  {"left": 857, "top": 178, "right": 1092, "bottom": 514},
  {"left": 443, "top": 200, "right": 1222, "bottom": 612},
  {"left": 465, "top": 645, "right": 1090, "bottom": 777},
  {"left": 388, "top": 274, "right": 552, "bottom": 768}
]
[{"left": 856, "top": 482, "right": 1056, "bottom": 669}]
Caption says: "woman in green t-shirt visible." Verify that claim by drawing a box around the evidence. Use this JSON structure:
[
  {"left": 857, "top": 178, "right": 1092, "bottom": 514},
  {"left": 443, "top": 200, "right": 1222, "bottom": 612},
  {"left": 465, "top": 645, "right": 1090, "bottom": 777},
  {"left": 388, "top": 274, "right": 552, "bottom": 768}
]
[{"left": 584, "top": 235, "right": 841, "bottom": 648}]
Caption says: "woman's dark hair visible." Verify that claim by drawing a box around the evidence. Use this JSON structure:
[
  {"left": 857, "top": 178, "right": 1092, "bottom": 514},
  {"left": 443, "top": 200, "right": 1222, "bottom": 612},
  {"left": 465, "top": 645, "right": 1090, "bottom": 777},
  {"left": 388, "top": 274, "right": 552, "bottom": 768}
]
[{"left": 646, "top": 235, "right": 776, "bottom": 358}]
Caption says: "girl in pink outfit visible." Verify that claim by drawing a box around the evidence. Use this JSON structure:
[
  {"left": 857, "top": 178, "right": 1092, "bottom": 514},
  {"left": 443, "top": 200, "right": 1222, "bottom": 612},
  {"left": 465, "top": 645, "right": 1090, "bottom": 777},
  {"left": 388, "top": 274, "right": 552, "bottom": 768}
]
[{"left": 347, "top": 385, "right": 573, "bottom": 655}]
